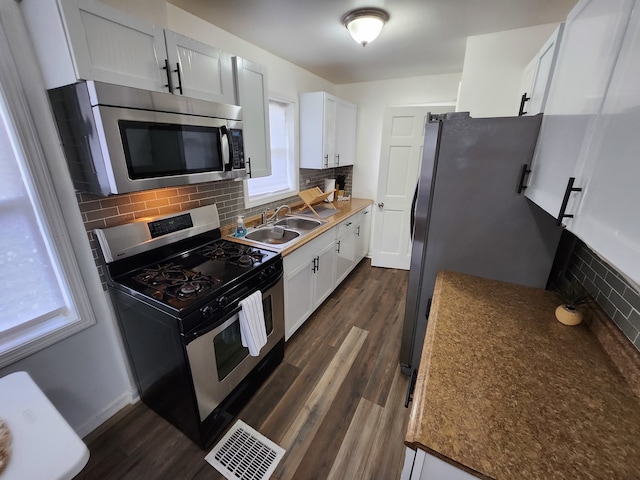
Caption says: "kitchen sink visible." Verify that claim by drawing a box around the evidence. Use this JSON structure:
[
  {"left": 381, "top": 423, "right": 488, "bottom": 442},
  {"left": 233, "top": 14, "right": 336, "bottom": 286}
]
[
  {"left": 273, "top": 217, "right": 323, "bottom": 232},
  {"left": 244, "top": 227, "right": 300, "bottom": 245}
]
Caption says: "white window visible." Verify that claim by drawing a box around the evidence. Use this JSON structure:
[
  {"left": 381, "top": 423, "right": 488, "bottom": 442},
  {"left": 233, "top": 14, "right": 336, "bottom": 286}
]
[
  {"left": 244, "top": 98, "right": 298, "bottom": 207},
  {"left": 0, "top": 17, "right": 95, "bottom": 367}
]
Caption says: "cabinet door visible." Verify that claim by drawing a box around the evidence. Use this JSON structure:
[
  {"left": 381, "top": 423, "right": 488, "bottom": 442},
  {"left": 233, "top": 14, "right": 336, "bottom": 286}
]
[
  {"left": 233, "top": 57, "right": 271, "bottom": 178},
  {"left": 313, "top": 240, "right": 337, "bottom": 308},
  {"left": 164, "top": 31, "right": 235, "bottom": 104},
  {"left": 355, "top": 207, "right": 372, "bottom": 261},
  {"left": 59, "top": 0, "right": 168, "bottom": 92},
  {"left": 335, "top": 100, "right": 357, "bottom": 166},
  {"left": 284, "top": 259, "right": 315, "bottom": 340},
  {"left": 570, "top": 4, "right": 640, "bottom": 287},
  {"left": 336, "top": 224, "right": 356, "bottom": 285},
  {"left": 300, "top": 91, "right": 338, "bottom": 169},
  {"left": 323, "top": 95, "right": 338, "bottom": 168},
  {"left": 525, "top": 0, "right": 635, "bottom": 219},
  {"left": 518, "top": 56, "right": 537, "bottom": 115},
  {"left": 526, "top": 24, "right": 564, "bottom": 115}
]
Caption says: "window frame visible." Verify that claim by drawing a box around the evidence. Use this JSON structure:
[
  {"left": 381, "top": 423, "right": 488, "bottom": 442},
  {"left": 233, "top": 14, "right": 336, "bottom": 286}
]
[
  {"left": 0, "top": 3, "right": 97, "bottom": 368},
  {"left": 243, "top": 95, "right": 299, "bottom": 209}
]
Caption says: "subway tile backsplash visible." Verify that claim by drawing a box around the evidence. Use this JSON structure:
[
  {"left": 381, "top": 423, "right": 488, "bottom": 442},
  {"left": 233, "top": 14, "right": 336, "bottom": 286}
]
[
  {"left": 77, "top": 166, "right": 353, "bottom": 289},
  {"left": 566, "top": 239, "right": 640, "bottom": 351}
]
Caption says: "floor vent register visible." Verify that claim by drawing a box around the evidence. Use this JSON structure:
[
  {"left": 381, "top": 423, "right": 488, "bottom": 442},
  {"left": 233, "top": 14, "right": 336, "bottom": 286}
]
[{"left": 205, "top": 420, "right": 285, "bottom": 480}]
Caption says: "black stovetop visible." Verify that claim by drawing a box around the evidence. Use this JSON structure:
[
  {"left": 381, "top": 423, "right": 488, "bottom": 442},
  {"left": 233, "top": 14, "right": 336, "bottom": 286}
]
[{"left": 107, "top": 234, "right": 280, "bottom": 316}]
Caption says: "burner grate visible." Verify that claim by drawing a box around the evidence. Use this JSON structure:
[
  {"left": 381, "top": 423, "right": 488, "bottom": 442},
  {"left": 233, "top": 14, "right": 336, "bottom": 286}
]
[
  {"left": 199, "top": 241, "right": 267, "bottom": 267},
  {"left": 205, "top": 420, "right": 285, "bottom": 480}
]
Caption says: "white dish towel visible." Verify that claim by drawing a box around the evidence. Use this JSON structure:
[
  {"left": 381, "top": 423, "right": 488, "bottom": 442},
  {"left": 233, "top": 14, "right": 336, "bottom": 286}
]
[{"left": 238, "top": 290, "right": 267, "bottom": 356}]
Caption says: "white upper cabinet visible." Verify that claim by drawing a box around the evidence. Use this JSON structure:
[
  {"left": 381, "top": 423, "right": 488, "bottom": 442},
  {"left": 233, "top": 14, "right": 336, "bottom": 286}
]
[
  {"left": 233, "top": 57, "right": 271, "bottom": 178},
  {"left": 300, "top": 92, "right": 357, "bottom": 169},
  {"left": 570, "top": 2, "right": 640, "bottom": 286},
  {"left": 525, "top": 0, "right": 635, "bottom": 219},
  {"left": 520, "top": 24, "right": 564, "bottom": 116},
  {"left": 21, "top": 0, "right": 236, "bottom": 104},
  {"left": 164, "top": 31, "right": 235, "bottom": 104},
  {"left": 23, "top": 0, "right": 167, "bottom": 91},
  {"left": 335, "top": 99, "right": 357, "bottom": 167}
]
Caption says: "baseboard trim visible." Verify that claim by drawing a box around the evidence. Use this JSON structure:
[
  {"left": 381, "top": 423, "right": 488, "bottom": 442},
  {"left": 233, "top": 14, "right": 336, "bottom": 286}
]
[{"left": 76, "top": 389, "right": 139, "bottom": 440}]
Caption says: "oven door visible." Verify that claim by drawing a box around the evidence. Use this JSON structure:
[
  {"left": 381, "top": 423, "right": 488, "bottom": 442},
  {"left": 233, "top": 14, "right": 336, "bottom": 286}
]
[
  {"left": 185, "top": 278, "right": 284, "bottom": 421},
  {"left": 94, "top": 105, "right": 245, "bottom": 194}
]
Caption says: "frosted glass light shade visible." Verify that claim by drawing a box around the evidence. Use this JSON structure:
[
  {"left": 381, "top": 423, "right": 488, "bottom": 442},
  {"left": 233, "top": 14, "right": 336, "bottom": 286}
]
[{"left": 342, "top": 9, "right": 389, "bottom": 47}]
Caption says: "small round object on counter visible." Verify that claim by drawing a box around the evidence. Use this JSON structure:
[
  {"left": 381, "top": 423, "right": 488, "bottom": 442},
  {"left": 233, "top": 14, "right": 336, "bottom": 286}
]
[{"left": 0, "top": 419, "right": 11, "bottom": 475}]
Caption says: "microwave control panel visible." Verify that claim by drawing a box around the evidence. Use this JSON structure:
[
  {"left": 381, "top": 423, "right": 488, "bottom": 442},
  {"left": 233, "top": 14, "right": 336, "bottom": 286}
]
[{"left": 229, "top": 129, "right": 245, "bottom": 170}]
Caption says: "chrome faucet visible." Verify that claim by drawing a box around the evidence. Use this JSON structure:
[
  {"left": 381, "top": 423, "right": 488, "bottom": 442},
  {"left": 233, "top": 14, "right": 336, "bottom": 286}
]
[{"left": 264, "top": 205, "right": 291, "bottom": 225}]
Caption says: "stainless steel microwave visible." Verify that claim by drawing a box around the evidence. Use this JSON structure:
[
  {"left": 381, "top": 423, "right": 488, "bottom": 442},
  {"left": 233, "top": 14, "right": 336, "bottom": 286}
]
[{"left": 48, "top": 81, "right": 246, "bottom": 196}]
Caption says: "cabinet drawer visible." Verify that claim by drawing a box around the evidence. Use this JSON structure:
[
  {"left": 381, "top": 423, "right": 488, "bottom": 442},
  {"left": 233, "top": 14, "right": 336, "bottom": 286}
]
[
  {"left": 336, "top": 217, "right": 356, "bottom": 238},
  {"left": 283, "top": 228, "right": 336, "bottom": 271}
]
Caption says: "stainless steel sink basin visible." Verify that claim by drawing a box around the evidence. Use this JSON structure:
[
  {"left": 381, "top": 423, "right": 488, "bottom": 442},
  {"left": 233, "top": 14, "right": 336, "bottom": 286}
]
[
  {"left": 244, "top": 227, "right": 300, "bottom": 245},
  {"left": 273, "top": 217, "right": 323, "bottom": 232}
]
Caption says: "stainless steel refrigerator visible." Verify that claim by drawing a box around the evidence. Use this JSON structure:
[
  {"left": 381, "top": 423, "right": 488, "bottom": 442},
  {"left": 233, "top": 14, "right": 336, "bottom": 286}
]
[{"left": 400, "top": 113, "right": 562, "bottom": 376}]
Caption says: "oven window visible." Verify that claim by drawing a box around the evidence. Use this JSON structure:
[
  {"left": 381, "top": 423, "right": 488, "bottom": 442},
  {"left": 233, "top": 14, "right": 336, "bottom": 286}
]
[
  {"left": 119, "top": 120, "right": 223, "bottom": 179},
  {"left": 213, "top": 296, "right": 274, "bottom": 381}
]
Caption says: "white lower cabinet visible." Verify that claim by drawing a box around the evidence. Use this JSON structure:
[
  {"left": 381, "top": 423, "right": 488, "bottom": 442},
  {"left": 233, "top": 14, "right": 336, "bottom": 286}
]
[
  {"left": 336, "top": 218, "right": 357, "bottom": 285},
  {"left": 283, "top": 206, "right": 372, "bottom": 341},
  {"left": 283, "top": 229, "right": 336, "bottom": 340},
  {"left": 402, "top": 448, "right": 478, "bottom": 480},
  {"left": 355, "top": 206, "right": 372, "bottom": 260}
]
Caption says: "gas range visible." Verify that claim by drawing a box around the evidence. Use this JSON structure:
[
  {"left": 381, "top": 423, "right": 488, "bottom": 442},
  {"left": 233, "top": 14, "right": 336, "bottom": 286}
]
[{"left": 95, "top": 205, "right": 285, "bottom": 449}]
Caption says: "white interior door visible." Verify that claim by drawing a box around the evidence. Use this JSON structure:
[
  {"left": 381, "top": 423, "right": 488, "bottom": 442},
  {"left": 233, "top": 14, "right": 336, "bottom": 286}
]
[{"left": 370, "top": 107, "right": 431, "bottom": 269}]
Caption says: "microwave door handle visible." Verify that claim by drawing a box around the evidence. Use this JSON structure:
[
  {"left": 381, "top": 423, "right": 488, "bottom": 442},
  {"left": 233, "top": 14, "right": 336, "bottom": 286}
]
[{"left": 220, "top": 127, "right": 230, "bottom": 171}]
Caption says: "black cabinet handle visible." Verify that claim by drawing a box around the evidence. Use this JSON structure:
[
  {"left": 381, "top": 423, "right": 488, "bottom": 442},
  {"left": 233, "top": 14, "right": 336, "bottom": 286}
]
[
  {"left": 163, "top": 59, "right": 173, "bottom": 93},
  {"left": 336, "top": 240, "right": 341, "bottom": 254},
  {"left": 404, "top": 368, "right": 418, "bottom": 408},
  {"left": 556, "top": 177, "right": 583, "bottom": 227},
  {"left": 174, "top": 63, "right": 183, "bottom": 94},
  {"left": 518, "top": 92, "right": 531, "bottom": 116},
  {"left": 517, "top": 164, "right": 532, "bottom": 194},
  {"left": 315, "top": 256, "right": 320, "bottom": 272},
  {"left": 246, "top": 157, "right": 252, "bottom": 177}
]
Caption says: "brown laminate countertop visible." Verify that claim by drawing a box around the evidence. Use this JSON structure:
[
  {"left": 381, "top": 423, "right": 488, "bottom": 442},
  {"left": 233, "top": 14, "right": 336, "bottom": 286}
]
[
  {"left": 406, "top": 270, "right": 640, "bottom": 480},
  {"left": 225, "top": 198, "right": 373, "bottom": 256}
]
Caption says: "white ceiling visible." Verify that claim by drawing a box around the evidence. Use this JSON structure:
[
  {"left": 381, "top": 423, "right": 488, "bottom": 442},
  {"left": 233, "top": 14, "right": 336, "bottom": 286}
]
[{"left": 168, "top": 0, "right": 578, "bottom": 85}]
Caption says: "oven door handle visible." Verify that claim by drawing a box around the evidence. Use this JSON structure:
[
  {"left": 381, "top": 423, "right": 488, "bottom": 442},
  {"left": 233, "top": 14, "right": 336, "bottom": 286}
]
[
  {"left": 184, "top": 304, "right": 243, "bottom": 344},
  {"left": 182, "top": 273, "right": 282, "bottom": 344}
]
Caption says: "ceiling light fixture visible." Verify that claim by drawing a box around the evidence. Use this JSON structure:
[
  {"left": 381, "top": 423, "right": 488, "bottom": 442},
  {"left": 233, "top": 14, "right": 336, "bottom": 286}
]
[{"left": 342, "top": 8, "right": 389, "bottom": 47}]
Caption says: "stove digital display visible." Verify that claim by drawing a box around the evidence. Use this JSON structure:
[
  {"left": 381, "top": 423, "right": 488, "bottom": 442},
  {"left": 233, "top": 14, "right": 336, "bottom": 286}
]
[{"left": 148, "top": 213, "right": 194, "bottom": 238}]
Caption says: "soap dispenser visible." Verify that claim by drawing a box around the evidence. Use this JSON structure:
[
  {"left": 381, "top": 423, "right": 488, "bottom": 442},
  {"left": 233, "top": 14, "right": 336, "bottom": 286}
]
[{"left": 235, "top": 215, "right": 247, "bottom": 237}]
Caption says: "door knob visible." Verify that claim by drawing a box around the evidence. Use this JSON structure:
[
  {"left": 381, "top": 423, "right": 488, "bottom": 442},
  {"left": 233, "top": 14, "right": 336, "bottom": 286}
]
[{"left": 377, "top": 202, "right": 384, "bottom": 208}]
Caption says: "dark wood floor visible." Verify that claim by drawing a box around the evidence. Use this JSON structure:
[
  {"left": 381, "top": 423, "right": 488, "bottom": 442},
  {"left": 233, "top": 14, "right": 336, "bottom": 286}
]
[{"left": 76, "top": 260, "right": 410, "bottom": 479}]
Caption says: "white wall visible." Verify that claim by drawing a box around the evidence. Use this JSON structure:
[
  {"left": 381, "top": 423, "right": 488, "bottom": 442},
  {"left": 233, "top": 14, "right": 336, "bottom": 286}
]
[
  {"left": 336, "top": 74, "right": 460, "bottom": 200},
  {"left": 456, "top": 23, "right": 560, "bottom": 117}
]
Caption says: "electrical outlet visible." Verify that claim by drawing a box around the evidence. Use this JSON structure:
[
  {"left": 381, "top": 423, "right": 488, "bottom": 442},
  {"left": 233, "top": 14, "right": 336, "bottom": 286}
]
[{"left": 305, "top": 179, "right": 310, "bottom": 185}]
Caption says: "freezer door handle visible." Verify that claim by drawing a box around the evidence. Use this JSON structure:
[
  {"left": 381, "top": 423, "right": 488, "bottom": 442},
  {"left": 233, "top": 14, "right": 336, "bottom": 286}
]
[
  {"left": 404, "top": 368, "right": 418, "bottom": 408},
  {"left": 410, "top": 182, "right": 418, "bottom": 240},
  {"left": 517, "top": 164, "right": 532, "bottom": 194}
]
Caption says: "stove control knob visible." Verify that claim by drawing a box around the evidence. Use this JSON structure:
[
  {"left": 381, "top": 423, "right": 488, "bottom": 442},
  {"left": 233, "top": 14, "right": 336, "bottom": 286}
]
[
  {"left": 201, "top": 306, "right": 214, "bottom": 319},
  {"left": 217, "top": 296, "right": 228, "bottom": 308}
]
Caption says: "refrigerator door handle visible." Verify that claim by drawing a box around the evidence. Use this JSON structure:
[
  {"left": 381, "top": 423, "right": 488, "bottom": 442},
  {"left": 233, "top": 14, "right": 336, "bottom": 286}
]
[
  {"left": 410, "top": 182, "right": 418, "bottom": 240},
  {"left": 404, "top": 368, "right": 418, "bottom": 408}
]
